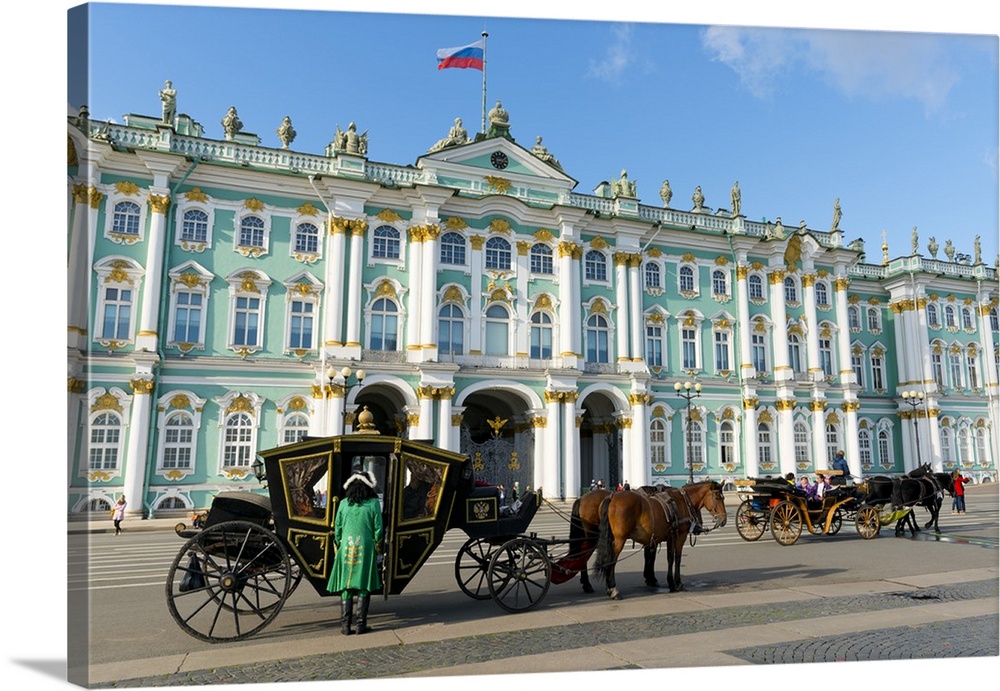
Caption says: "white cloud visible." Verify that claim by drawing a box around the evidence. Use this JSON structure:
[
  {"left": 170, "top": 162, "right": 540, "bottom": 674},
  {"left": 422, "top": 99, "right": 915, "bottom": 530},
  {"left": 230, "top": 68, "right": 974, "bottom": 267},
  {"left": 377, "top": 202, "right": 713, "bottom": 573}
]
[
  {"left": 586, "top": 24, "right": 635, "bottom": 83},
  {"left": 701, "top": 26, "right": 961, "bottom": 113}
]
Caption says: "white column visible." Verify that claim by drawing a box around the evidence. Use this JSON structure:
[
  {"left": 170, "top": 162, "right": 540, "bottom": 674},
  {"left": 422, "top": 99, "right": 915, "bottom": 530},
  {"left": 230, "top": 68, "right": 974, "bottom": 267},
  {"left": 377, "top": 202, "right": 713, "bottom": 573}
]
[
  {"left": 69, "top": 184, "right": 100, "bottom": 349},
  {"left": 802, "top": 273, "right": 822, "bottom": 381},
  {"left": 406, "top": 227, "right": 424, "bottom": 361},
  {"left": 135, "top": 193, "right": 170, "bottom": 352},
  {"left": 776, "top": 401, "right": 796, "bottom": 476},
  {"left": 123, "top": 378, "right": 154, "bottom": 518},
  {"left": 515, "top": 241, "right": 531, "bottom": 357},
  {"left": 419, "top": 226, "right": 440, "bottom": 360},
  {"left": 742, "top": 400, "right": 759, "bottom": 478},
  {"left": 437, "top": 390, "right": 453, "bottom": 450},
  {"left": 324, "top": 218, "right": 347, "bottom": 346},
  {"left": 543, "top": 393, "right": 562, "bottom": 497},
  {"left": 629, "top": 394, "right": 649, "bottom": 486},
  {"left": 843, "top": 402, "right": 861, "bottom": 477},
  {"left": 618, "top": 419, "right": 632, "bottom": 485},
  {"left": 833, "top": 276, "right": 854, "bottom": 386},
  {"left": 557, "top": 241, "right": 581, "bottom": 366},
  {"left": 627, "top": 254, "right": 643, "bottom": 361},
  {"left": 769, "top": 268, "right": 791, "bottom": 381},
  {"left": 614, "top": 253, "right": 629, "bottom": 362},
  {"left": 450, "top": 407, "right": 465, "bottom": 457},
  {"left": 531, "top": 413, "right": 547, "bottom": 494},
  {"left": 344, "top": 222, "right": 366, "bottom": 350},
  {"left": 469, "top": 235, "right": 485, "bottom": 354},
  {"left": 735, "top": 265, "right": 754, "bottom": 378},
  {"left": 811, "top": 402, "right": 827, "bottom": 471},
  {"left": 563, "top": 395, "right": 581, "bottom": 499},
  {"left": 415, "top": 391, "right": 435, "bottom": 441}
]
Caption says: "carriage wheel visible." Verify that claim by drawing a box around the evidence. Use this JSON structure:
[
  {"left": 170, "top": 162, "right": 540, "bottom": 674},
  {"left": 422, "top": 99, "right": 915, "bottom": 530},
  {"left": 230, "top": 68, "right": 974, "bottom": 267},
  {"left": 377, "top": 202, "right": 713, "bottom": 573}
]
[
  {"left": 166, "top": 520, "right": 292, "bottom": 642},
  {"left": 855, "top": 505, "right": 881, "bottom": 539},
  {"left": 455, "top": 537, "right": 495, "bottom": 600},
  {"left": 487, "top": 537, "right": 551, "bottom": 613},
  {"left": 735, "top": 500, "right": 767, "bottom": 542},
  {"left": 769, "top": 501, "right": 803, "bottom": 546},
  {"left": 827, "top": 510, "right": 843, "bottom": 536}
]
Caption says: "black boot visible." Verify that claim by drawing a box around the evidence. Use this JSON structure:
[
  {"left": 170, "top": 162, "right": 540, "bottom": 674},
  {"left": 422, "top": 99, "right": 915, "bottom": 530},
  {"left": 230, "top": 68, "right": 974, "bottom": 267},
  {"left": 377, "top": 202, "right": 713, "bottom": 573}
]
[
  {"left": 355, "top": 594, "right": 371, "bottom": 634},
  {"left": 340, "top": 595, "right": 354, "bottom": 635}
]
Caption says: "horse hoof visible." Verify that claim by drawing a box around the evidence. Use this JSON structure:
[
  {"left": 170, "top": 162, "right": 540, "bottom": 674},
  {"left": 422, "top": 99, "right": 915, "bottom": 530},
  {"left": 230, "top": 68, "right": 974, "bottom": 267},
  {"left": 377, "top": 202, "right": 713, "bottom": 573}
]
[
  {"left": 646, "top": 580, "right": 659, "bottom": 588},
  {"left": 582, "top": 585, "right": 594, "bottom": 594},
  {"left": 608, "top": 589, "right": 622, "bottom": 600}
]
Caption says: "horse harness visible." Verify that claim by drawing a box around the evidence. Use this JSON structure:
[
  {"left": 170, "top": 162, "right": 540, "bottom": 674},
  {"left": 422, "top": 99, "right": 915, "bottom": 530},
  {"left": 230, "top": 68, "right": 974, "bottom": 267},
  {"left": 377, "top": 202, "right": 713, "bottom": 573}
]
[{"left": 649, "top": 487, "right": 716, "bottom": 538}]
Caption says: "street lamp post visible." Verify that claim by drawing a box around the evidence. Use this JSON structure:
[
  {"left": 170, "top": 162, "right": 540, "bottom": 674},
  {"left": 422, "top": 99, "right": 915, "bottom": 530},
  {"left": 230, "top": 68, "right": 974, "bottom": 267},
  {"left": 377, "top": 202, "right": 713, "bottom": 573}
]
[
  {"left": 326, "top": 365, "right": 366, "bottom": 434},
  {"left": 674, "top": 380, "right": 702, "bottom": 484},
  {"left": 901, "top": 389, "right": 925, "bottom": 469}
]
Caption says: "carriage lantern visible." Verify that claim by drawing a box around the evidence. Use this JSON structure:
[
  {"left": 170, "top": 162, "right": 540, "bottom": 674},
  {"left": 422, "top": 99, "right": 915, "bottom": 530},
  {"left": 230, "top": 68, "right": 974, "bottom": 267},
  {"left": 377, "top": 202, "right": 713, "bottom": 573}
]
[
  {"left": 674, "top": 380, "right": 702, "bottom": 484},
  {"left": 326, "top": 365, "right": 366, "bottom": 433}
]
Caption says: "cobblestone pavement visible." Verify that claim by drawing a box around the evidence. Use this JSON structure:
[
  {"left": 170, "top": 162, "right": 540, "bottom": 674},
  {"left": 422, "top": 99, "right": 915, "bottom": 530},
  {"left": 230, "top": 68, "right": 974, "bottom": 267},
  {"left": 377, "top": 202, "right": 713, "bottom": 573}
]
[{"left": 92, "top": 579, "right": 998, "bottom": 687}]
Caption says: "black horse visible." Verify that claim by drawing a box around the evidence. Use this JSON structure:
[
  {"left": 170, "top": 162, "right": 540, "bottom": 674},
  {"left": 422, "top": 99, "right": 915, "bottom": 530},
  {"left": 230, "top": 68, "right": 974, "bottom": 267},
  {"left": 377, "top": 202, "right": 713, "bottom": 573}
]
[{"left": 862, "top": 464, "right": 955, "bottom": 536}]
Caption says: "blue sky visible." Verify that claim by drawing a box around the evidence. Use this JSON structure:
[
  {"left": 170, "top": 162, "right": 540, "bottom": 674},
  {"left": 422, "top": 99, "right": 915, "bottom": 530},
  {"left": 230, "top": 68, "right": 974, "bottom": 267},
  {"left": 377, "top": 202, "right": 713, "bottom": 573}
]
[{"left": 69, "top": 1, "right": 999, "bottom": 265}]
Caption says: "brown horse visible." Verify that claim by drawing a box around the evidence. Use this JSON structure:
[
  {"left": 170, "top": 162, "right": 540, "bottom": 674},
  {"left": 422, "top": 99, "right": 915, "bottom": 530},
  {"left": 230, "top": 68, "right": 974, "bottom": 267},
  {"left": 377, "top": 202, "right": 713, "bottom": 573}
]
[
  {"left": 592, "top": 481, "right": 727, "bottom": 599},
  {"left": 553, "top": 486, "right": 668, "bottom": 591}
]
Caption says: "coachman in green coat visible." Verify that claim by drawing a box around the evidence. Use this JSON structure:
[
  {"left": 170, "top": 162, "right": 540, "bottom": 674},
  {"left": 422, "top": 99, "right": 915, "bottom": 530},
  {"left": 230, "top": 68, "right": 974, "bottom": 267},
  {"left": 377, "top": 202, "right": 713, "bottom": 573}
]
[{"left": 327, "top": 470, "right": 383, "bottom": 634}]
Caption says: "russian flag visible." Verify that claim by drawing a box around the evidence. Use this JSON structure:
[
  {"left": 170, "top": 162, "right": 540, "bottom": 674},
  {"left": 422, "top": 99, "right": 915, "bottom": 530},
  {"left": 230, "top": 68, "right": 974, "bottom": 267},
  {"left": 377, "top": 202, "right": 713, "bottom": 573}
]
[{"left": 436, "top": 39, "right": 485, "bottom": 70}]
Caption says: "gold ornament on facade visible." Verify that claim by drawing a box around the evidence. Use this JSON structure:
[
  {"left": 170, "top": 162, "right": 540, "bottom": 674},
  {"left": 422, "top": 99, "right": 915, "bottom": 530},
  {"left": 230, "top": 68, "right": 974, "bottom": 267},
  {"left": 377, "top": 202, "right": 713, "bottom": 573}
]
[
  {"left": 774, "top": 399, "right": 796, "bottom": 411},
  {"left": 810, "top": 400, "right": 826, "bottom": 412},
  {"left": 376, "top": 208, "right": 402, "bottom": 222},
  {"left": 531, "top": 416, "right": 547, "bottom": 428},
  {"left": 87, "top": 470, "right": 114, "bottom": 482},
  {"left": 227, "top": 394, "right": 255, "bottom": 414},
  {"left": 88, "top": 187, "right": 105, "bottom": 208},
  {"left": 508, "top": 451, "right": 520, "bottom": 471},
  {"left": 714, "top": 255, "right": 729, "bottom": 266},
  {"left": 646, "top": 246, "right": 663, "bottom": 258},
  {"left": 767, "top": 269, "right": 787, "bottom": 284},
  {"left": 442, "top": 285, "right": 464, "bottom": 304},
  {"left": 646, "top": 312, "right": 664, "bottom": 324},
  {"left": 329, "top": 217, "right": 350, "bottom": 235},
  {"left": 424, "top": 224, "right": 441, "bottom": 240},
  {"left": 484, "top": 176, "right": 512, "bottom": 194},
  {"left": 222, "top": 467, "right": 253, "bottom": 480},
  {"left": 487, "top": 416, "right": 508, "bottom": 436},
  {"left": 743, "top": 397, "right": 759, "bottom": 410},
  {"left": 287, "top": 396, "right": 307, "bottom": 411},
  {"left": 680, "top": 252, "right": 696, "bottom": 263},
  {"left": 533, "top": 294, "right": 553, "bottom": 311},
  {"left": 627, "top": 253, "right": 643, "bottom": 268},
  {"left": 243, "top": 197, "right": 265, "bottom": 212},
  {"left": 177, "top": 272, "right": 207, "bottom": 290},
  {"left": 589, "top": 235, "right": 609, "bottom": 250},
  {"left": 516, "top": 240, "right": 531, "bottom": 256},
  {"left": 349, "top": 219, "right": 367, "bottom": 236},
  {"left": 68, "top": 378, "right": 86, "bottom": 394},
  {"left": 735, "top": 265, "right": 750, "bottom": 280},
  {"left": 408, "top": 226, "right": 426, "bottom": 243},
  {"left": 310, "top": 384, "right": 324, "bottom": 399},
  {"left": 801, "top": 273, "right": 816, "bottom": 287},
  {"left": 168, "top": 394, "right": 191, "bottom": 410},
  {"left": 758, "top": 409, "right": 773, "bottom": 424},
  {"left": 613, "top": 251, "right": 630, "bottom": 266},
  {"left": 557, "top": 240, "right": 579, "bottom": 258},
  {"left": 469, "top": 235, "right": 485, "bottom": 250},
  {"left": 533, "top": 228, "right": 554, "bottom": 242},
  {"left": 148, "top": 194, "right": 171, "bottom": 215},
  {"left": 444, "top": 216, "right": 468, "bottom": 230},
  {"left": 92, "top": 392, "right": 123, "bottom": 413},
  {"left": 129, "top": 378, "right": 154, "bottom": 394},
  {"left": 489, "top": 218, "right": 512, "bottom": 234},
  {"left": 115, "top": 180, "right": 141, "bottom": 196},
  {"left": 184, "top": 188, "right": 209, "bottom": 203},
  {"left": 374, "top": 280, "right": 397, "bottom": 299},
  {"left": 451, "top": 413, "right": 464, "bottom": 426}
]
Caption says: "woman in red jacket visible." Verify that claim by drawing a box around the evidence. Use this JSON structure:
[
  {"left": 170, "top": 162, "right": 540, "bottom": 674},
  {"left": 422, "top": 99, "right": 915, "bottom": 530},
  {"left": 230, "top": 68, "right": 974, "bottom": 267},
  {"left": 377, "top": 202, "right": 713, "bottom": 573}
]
[{"left": 951, "top": 470, "right": 970, "bottom": 514}]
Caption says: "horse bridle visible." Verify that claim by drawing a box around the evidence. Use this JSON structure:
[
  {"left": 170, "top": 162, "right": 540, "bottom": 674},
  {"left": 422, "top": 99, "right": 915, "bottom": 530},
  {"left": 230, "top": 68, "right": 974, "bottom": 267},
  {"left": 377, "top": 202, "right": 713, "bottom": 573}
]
[{"left": 684, "top": 484, "right": 726, "bottom": 535}]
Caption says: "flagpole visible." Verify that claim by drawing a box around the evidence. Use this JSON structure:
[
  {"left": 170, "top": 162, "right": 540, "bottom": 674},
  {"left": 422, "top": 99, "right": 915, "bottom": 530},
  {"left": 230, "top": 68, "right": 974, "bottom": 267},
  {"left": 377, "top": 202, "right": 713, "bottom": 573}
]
[{"left": 481, "top": 31, "right": 488, "bottom": 134}]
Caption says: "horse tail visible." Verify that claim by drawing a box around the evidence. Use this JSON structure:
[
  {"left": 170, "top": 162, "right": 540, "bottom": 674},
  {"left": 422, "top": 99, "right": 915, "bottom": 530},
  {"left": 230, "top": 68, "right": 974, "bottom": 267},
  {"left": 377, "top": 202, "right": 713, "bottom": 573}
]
[{"left": 592, "top": 496, "right": 614, "bottom": 582}]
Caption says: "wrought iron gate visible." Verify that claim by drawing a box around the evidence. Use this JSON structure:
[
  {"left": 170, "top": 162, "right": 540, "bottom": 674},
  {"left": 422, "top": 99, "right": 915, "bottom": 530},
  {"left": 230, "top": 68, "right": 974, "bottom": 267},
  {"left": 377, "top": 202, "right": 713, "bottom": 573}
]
[{"left": 459, "top": 425, "right": 533, "bottom": 494}]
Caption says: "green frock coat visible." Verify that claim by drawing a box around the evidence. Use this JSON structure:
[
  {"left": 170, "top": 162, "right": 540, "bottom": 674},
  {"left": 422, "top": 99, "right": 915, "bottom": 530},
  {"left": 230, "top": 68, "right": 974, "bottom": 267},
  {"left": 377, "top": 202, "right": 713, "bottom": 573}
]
[{"left": 326, "top": 497, "right": 384, "bottom": 596}]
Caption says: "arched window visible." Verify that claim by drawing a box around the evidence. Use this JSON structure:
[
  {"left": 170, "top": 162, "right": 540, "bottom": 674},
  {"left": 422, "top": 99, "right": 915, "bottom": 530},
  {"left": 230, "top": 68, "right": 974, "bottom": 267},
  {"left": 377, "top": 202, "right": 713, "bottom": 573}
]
[
  {"left": 783, "top": 276, "right": 798, "bottom": 303},
  {"left": 794, "top": 421, "right": 810, "bottom": 465},
  {"left": 484, "top": 237, "right": 511, "bottom": 270},
  {"left": 294, "top": 222, "right": 319, "bottom": 254},
  {"left": 788, "top": 334, "right": 803, "bottom": 373},
  {"left": 585, "top": 313, "right": 610, "bottom": 363},
  {"left": 848, "top": 305, "right": 861, "bottom": 330},
  {"left": 222, "top": 413, "right": 254, "bottom": 468},
  {"left": 369, "top": 298, "right": 399, "bottom": 350},
  {"left": 162, "top": 412, "right": 194, "bottom": 469},
  {"left": 649, "top": 418, "right": 666, "bottom": 467},
  {"left": 757, "top": 422, "right": 773, "bottom": 468},
  {"left": 238, "top": 215, "right": 266, "bottom": 248},
  {"left": 687, "top": 420, "right": 704, "bottom": 468},
  {"left": 679, "top": 265, "right": 695, "bottom": 293},
  {"left": 372, "top": 225, "right": 401, "bottom": 259},
  {"left": 957, "top": 426, "right": 972, "bottom": 466},
  {"left": 529, "top": 243, "right": 553, "bottom": 274},
  {"left": 819, "top": 335, "right": 834, "bottom": 376},
  {"left": 181, "top": 209, "right": 209, "bottom": 243},
  {"left": 940, "top": 426, "right": 954, "bottom": 465},
  {"left": 645, "top": 262, "right": 661, "bottom": 290},
  {"left": 867, "top": 307, "right": 881, "bottom": 332},
  {"left": 89, "top": 412, "right": 122, "bottom": 470},
  {"left": 961, "top": 307, "right": 975, "bottom": 330},
  {"left": 719, "top": 420, "right": 735, "bottom": 467},
  {"left": 926, "top": 303, "right": 939, "bottom": 327},
  {"left": 282, "top": 412, "right": 310, "bottom": 445},
  {"left": 530, "top": 311, "right": 553, "bottom": 359},
  {"left": 976, "top": 426, "right": 990, "bottom": 466},
  {"left": 825, "top": 424, "right": 840, "bottom": 465},
  {"left": 484, "top": 303, "right": 510, "bottom": 356},
  {"left": 440, "top": 232, "right": 466, "bottom": 265},
  {"left": 748, "top": 274, "right": 764, "bottom": 300},
  {"left": 711, "top": 269, "right": 728, "bottom": 297},
  {"left": 877, "top": 428, "right": 892, "bottom": 467},
  {"left": 944, "top": 305, "right": 957, "bottom": 328},
  {"left": 438, "top": 304, "right": 465, "bottom": 356},
  {"left": 949, "top": 349, "right": 964, "bottom": 388},
  {"left": 815, "top": 281, "right": 829, "bottom": 306},
  {"left": 584, "top": 250, "right": 607, "bottom": 282},
  {"left": 871, "top": 350, "right": 886, "bottom": 391},
  {"left": 967, "top": 349, "right": 980, "bottom": 389},
  {"left": 858, "top": 429, "right": 873, "bottom": 468},
  {"left": 931, "top": 347, "right": 945, "bottom": 387},
  {"left": 113, "top": 200, "right": 141, "bottom": 236}
]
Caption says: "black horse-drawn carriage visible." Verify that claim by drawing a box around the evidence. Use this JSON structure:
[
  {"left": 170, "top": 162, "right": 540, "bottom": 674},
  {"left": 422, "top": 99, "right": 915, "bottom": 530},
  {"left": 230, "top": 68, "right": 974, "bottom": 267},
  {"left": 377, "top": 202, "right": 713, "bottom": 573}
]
[{"left": 166, "top": 430, "right": 555, "bottom": 642}]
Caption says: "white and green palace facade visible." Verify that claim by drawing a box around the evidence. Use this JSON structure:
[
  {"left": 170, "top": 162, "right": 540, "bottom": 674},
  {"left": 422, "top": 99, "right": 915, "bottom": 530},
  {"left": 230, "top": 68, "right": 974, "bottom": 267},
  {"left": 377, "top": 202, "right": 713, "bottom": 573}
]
[{"left": 67, "top": 91, "right": 999, "bottom": 519}]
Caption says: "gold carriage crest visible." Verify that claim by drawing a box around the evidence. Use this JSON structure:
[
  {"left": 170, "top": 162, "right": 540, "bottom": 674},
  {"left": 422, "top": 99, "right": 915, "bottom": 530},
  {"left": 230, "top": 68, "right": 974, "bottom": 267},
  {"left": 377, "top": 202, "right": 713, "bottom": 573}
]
[
  {"left": 472, "top": 500, "right": 491, "bottom": 520},
  {"left": 472, "top": 451, "right": 484, "bottom": 471}
]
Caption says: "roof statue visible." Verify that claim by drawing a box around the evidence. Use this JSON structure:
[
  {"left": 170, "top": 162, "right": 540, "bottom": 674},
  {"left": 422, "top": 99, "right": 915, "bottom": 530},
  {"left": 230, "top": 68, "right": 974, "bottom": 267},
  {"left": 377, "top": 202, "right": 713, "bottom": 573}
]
[
  {"left": 221, "top": 106, "right": 243, "bottom": 140},
  {"left": 611, "top": 169, "right": 636, "bottom": 198},
  {"left": 730, "top": 180, "right": 741, "bottom": 217},
  {"left": 276, "top": 116, "right": 296, "bottom": 149},
  {"left": 944, "top": 239, "right": 955, "bottom": 262},
  {"left": 659, "top": 180, "right": 672, "bottom": 207},
  {"left": 331, "top": 122, "right": 368, "bottom": 156},
  {"left": 974, "top": 235, "right": 982, "bottom": 264},
  {"left": 530, "top": 136, "right": 563, "bottom": 171},
  {"left": 911, "top": 226, "right": 919, "bottom": 255},
  {"left": 691, "top": 185, "right": 705, "bottom": 212},
  {"left": 488, "top": 100, "right": 509, "bottom": 125},
  {"left": 927, "top": 236, "right": 939, "bottom": 259},
  {"left": 428, "top": 117, "right": 470, "bottom": 153},
  {"left": 831, "top": 198, "right": 842, "bottom": 230},
  {"left": 159, "top": 80, "right": 176, "bottom": 125}
]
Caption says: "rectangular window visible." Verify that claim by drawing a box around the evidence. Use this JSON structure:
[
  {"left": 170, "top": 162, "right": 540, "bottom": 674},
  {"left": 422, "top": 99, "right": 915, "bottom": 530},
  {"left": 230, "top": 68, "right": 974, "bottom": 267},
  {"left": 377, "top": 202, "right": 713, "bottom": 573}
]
[
  {"left": 751, "top": 333, "right": 767, "bottom": 373},
  {"left": 646, "top": 325, "right": 663, "bottom": 368},
  {"left": 101, "top": 287, "right": 132, "bottom": 340},
  {"left": 852, "top": 353, "right": 865, "bottom": 389},
  {"left": 714, "top": 330, "right": 730, "bottom": 371},
  {"left": 949, "top": 353, "right": 964, "bottom": 388},
  {"left": 819, "top": 338, "right": 833, "bottom": 376},
  {"left": 968, "top": 355, "right": 979, "bottom": 389},
  {"left": 173, "top": 292, "right": 203, "bottom": 343},
  {"left": 681, "top": 328, "right": 697, "bottom": 370},
  {"left": 233, "top": 296, "right": 260, "bottom": 346},
  {"left": 871, "top": 354, "right": 885, "bottom": 391},
  {"left": 289, "top": 300, "right": 314, "bottom": 350}
]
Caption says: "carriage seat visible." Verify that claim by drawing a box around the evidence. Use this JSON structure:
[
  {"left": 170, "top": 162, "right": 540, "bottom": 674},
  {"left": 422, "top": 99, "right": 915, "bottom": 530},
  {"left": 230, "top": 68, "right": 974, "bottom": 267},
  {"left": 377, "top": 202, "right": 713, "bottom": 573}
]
[{"left": 467, "top": 485, "right": 502, "bottom": 502}]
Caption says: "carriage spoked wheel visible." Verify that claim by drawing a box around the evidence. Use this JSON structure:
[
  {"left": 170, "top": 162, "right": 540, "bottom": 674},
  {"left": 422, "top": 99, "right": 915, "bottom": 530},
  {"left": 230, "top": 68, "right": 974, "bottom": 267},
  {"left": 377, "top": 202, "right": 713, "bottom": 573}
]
[
  {"left": 769, "top": 500, "right": 803, "bottom": 546},
  {"left": 735, "top": 500, "right": 767, "bottom": 542},
  {"left": 855, "top": 505, "right": 881, "bottom": 539},
  {"left": 487, "top": 537, "right": 551, "bottom": 613},
  {"left": 166, "top": 520, "right": 293, "bottom": 642},
  {"left": 455, "top": 537, "right": 495, "bottom": 600},
  {"left": 827, "top": 509, "right": 844, "bottom": 536}
]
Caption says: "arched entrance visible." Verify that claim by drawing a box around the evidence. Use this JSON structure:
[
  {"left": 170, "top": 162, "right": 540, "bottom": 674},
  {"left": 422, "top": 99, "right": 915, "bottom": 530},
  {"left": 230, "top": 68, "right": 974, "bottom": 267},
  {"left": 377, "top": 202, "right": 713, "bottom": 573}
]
[
  {"left": 351, "top": 381, "right": 410, "bottom": 437},
  {"left": 579, "top": 391, "right": 623, "bottom": 490},
  {"left": 459, "top": 388, "right": 535, "bottom": 494}
]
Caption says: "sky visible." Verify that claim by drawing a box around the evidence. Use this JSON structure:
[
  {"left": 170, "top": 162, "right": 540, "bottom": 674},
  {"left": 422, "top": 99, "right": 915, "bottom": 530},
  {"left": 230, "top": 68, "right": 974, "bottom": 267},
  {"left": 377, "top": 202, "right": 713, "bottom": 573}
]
[
  {"left": 68, "top": 0, "right": 999, "bottom": 266},
  {"left": 4, "top": 2, "right": 999, "bottom": 691}
]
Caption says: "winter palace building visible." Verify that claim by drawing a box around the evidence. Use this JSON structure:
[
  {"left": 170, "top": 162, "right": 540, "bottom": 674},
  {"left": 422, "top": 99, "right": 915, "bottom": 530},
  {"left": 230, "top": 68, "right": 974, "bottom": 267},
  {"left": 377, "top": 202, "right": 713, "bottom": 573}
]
[{"left": 67, "top": 88, "right": 999, "bottom": 519}]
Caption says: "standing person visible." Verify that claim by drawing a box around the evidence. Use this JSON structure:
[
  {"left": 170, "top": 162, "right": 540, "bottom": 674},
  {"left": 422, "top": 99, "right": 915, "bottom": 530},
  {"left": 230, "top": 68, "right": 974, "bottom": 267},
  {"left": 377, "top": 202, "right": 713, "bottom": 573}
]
[
  {"left": 831, "top": 450, "right": 851, "bottom": 485},
  {"left": 327, "top": 470, "right": 383, "bottom": 635},
  {"left": 951, "top": 470, "right": 971, "bottom": 514},
  {"left": 111, "top": 495, "right": 127, "bottom": 536}
]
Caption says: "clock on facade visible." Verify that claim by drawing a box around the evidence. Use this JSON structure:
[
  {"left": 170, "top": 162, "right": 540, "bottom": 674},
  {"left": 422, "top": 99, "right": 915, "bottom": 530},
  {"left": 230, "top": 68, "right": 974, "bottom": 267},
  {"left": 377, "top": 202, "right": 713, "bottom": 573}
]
[{"left": 490, "top": 151, "right": 509, "bottom": 170}]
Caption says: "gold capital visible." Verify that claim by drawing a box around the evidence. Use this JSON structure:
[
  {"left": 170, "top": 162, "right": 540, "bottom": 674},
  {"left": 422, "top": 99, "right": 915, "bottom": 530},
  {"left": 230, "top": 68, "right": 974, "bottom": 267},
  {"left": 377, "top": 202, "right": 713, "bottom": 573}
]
[{"left": 148, "top": 193, "right": 171, "bottom": 215}]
